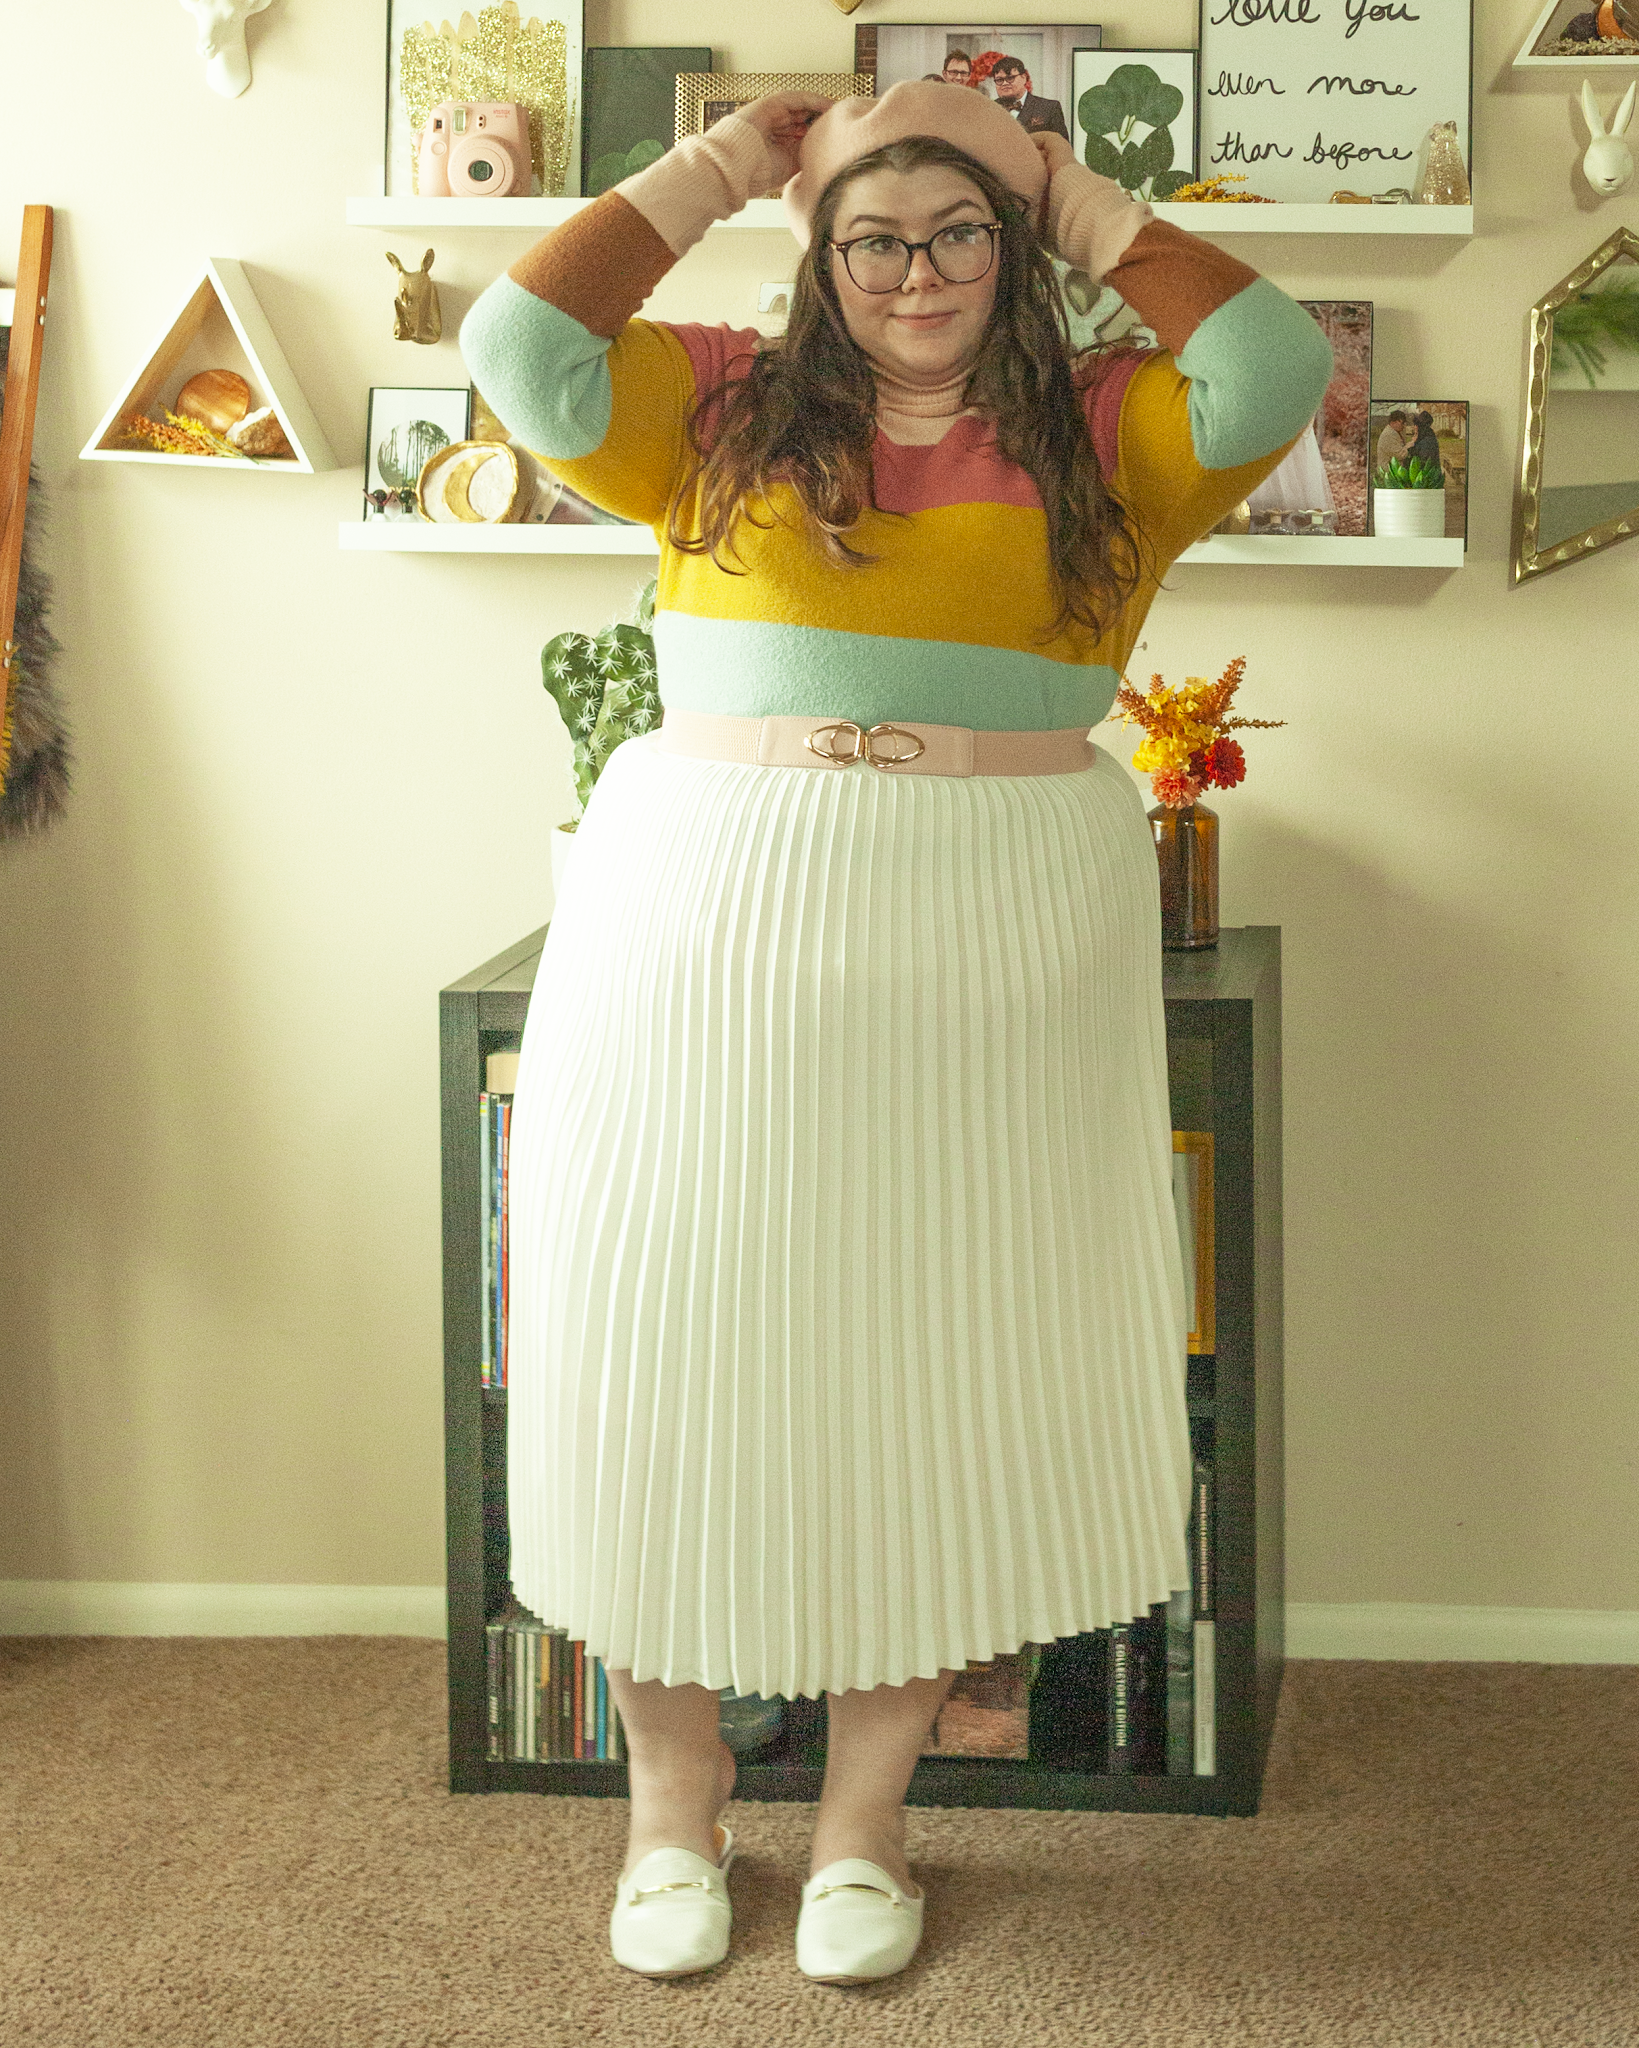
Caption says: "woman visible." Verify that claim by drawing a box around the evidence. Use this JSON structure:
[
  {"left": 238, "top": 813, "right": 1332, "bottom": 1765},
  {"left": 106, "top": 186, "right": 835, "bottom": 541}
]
[
  {"left": 461, "top": 81, "right": 1331, "bottom": 1986},
  {"left": 1406, "top": 407, "right": 1444, "bottom": 478}
]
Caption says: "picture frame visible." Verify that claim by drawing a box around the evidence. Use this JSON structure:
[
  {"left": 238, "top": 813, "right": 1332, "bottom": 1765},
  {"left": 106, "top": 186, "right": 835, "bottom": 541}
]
[
  {"left": 362, "top": 386, "right": 472, "bottom": 519},
  {"left": 855, "top": 23, "right": 1102, "bottom": 140},
  {"left": 675, "top": 73, "right": 875, "bottom": 195},
  {"left": 385, "top": 0, "right": 585, "bottom": 200},
  {"left": 1369, "top": 399, "right": 1469, "bottom": 545},
  {"left": 1172, "top": 1132, "right": 1215, "bottom": 1357},
  {"left": 1196, "top": 0, "right": 1473, "bottom": 206},
  {"left": 1228, "top": 301, "right": 1372, "bottom": 537},
  {"left": 582, "top": 45, "right": 711, "bottom": 197},
  {"left": 1071, "top": 48, "right": 1197, "bottom": 202}
]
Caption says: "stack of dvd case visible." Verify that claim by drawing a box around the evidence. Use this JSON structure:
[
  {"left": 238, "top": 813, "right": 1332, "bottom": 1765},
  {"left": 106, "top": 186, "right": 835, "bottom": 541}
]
[{"left": 485, "top": 1600, "right": 626, "bottom": 1762}]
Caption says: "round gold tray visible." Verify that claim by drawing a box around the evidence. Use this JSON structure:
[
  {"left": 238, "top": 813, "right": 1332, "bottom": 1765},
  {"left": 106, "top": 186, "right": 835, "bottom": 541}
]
[{"left": 417, "top": 438, "right": 526, "bottom": 523}]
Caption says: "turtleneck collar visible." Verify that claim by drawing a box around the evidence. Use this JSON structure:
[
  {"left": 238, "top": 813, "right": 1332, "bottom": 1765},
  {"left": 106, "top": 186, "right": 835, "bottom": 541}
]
[{"left": 867, "top": 356, "right": 976, "bottom": 421}]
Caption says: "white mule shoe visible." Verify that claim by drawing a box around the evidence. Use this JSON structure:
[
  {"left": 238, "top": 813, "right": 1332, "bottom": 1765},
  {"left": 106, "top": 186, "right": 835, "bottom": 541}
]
[
  {"left": 795, "top": 1858, "right": 925, "bottom": 1984},
  {"left": 609, "top": 1822, "right": 737, "bottom": 1977}
]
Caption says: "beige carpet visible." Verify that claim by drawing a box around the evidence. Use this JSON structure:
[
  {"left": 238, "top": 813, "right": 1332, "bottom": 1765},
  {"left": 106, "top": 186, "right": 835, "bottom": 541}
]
[{"left": 1, "top": 1638, "right": 1634, "bottom": 2046}]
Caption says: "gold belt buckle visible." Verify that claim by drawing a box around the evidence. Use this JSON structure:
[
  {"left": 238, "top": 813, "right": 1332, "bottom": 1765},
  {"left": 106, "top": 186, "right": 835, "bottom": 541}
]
[{"left": 803, "top": 720, "right": 927, "bottom": 770}]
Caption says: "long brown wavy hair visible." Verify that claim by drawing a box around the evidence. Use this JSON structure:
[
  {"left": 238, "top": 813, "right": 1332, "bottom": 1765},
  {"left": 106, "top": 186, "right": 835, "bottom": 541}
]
[{"left": 668, "top": 135, "right": 1145, "bottom": 642}]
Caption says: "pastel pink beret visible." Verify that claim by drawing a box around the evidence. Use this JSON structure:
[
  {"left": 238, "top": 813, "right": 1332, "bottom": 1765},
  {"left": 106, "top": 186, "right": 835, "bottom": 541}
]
[{"left": 781, "top": 79, "right": 1050, "bottom": 248}]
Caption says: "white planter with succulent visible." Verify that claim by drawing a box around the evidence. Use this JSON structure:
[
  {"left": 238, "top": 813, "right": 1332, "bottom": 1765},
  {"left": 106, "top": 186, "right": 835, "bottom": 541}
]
[{"left": 1372, "top": 452, "right": 1447, "bottom": 537}]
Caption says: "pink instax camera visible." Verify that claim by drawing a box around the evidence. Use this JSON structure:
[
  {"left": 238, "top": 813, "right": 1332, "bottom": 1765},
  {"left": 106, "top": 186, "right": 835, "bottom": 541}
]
[{"left": 418, "top": 101, "right": 533, "bottom": 198}]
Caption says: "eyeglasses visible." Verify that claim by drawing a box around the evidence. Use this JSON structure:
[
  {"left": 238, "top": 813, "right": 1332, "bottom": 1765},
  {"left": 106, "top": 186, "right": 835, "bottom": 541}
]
[{"left": 828, "top": 221, "right": 1001, "bottom": 294}]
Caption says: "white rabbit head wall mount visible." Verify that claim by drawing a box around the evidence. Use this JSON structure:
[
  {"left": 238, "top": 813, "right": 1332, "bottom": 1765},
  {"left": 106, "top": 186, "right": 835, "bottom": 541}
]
[
  {"left": 1579, "top": 78, "right": 1636, "bottom": 198},
  {"left": 180, "top": 0, "right": 274, "bottom": 99}
]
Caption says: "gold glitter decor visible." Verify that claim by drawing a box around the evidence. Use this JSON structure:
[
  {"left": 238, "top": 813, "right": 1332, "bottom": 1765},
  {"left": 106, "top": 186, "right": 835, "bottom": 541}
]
[{"left": 400, "top": 3, "right": 570, "bottom": 197}]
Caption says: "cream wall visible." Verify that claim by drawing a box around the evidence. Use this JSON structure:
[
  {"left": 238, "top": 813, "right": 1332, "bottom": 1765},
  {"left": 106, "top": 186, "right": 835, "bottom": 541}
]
[{"left": 1, "top": 1, "right": 1634, "bottom": 1637}]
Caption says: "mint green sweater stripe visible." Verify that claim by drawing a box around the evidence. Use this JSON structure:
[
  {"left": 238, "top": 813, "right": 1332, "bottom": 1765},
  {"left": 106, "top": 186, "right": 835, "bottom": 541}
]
[
  {"left": 1177, "top": 277, "right": 1336, "bottom": 470},
  {"left": 459, "top": 275, "right": 612, "bottom": 458},
  {"left": 655, "top": 613, "right": 1122, "bottom": 733}
]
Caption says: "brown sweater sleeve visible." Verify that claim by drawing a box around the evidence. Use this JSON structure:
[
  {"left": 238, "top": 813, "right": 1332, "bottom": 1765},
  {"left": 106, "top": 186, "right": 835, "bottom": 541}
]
[
  {"left": 507, "top": 193, "right": 677, "bottom": 341},
  {"left": 1101, "top": 220, "right": 1262, "bottom": 357},
  {"left": 504, "top": 114, "right": 775, "bottom": 341}
]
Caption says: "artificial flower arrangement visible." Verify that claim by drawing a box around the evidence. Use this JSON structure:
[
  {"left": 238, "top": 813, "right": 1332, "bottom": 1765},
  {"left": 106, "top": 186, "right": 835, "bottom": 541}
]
[
  {"left": 117, "top": 410, "right": 262, "bottom": 459},
  {"left": 1109, "top": 655, "right": 1284, "bottom": 809},
  {"left": 1164, "top": 173, "right": 1275, "bottom": 204}
]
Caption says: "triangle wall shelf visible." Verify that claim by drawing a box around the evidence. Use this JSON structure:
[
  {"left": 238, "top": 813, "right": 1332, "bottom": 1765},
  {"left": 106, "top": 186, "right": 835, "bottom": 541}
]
[
  {"left": 1514, "top": 0, "right": 1639, "bottom": 66},
  {"left": 80, "top": 258, "right": 335, "bottom": 473}
]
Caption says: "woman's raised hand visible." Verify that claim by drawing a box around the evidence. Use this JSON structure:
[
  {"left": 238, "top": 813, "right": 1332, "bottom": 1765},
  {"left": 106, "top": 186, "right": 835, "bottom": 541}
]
[
  {"left": 1027, "top": 130, "right": 1077, "bottom": 238},
  {"left": 734, "top": 90, "right": 837, "bottom": 186},
  {"left": 1030, "top": 130, "right": 1076, "bottom": 180}
]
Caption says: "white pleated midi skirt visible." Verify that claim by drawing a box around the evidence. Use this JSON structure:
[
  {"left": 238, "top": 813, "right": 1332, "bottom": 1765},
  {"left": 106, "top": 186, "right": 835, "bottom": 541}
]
[{"left": 505, "top": 726, "right": 1195, "bottom": 1700}]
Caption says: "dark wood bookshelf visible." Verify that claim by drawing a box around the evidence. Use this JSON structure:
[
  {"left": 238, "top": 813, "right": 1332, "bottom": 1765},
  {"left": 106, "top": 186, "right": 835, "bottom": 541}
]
[{"left": 441, "top": 924, "right": 1283, "bottom": 1817}]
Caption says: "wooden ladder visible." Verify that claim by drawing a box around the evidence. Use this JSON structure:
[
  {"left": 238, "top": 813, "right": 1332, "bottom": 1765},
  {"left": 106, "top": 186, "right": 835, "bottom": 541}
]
[{"left": 0, "top": 204, "right": 55, "bottom": 796}]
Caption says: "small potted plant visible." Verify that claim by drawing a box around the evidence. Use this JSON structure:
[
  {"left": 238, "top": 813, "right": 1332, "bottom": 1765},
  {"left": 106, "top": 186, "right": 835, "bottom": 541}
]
[
  {"left": 1371, "top": 450, "right": 1446, "bottom": 538},
  {"left": 1108, "top": 656, "right": 1284, "bottom": 949},
  {"left": 539, "top": 578, "right": 663, "bottom": 897}
]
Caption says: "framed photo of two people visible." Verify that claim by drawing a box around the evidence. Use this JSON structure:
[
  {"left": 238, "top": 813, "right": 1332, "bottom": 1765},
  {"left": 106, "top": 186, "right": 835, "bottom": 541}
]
[{"left": 855, "top": 23, "right": 1107, "bottom": 141}]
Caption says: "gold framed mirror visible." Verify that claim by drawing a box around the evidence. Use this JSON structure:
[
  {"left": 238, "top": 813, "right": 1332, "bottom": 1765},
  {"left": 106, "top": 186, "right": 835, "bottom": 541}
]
[{"left": 1513, "top": 227, "right": 1639, "bottom": 584}]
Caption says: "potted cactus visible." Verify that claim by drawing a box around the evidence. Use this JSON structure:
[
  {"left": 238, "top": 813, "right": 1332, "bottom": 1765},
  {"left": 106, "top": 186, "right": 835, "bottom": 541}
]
[
  {"left": 540, "top": 578, "right": 663, "bottom": 896},
  {"left": 1371, "top": 451, "right": 1446, "bottom": 538}
]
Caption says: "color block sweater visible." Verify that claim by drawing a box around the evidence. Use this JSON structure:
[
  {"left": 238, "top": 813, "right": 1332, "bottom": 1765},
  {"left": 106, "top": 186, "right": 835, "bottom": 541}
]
[{"left": 461, "top": 116, "right": 1334, "bottom": 736}]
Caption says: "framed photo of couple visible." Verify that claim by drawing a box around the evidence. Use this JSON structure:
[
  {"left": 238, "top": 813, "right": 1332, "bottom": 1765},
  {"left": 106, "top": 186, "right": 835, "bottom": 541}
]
[
  {"left": 1370, "top": 400, "right": 1470, "bottom": 543},
  {"left": 855, "top": 23, "right": 1106, "bottom": 141}
]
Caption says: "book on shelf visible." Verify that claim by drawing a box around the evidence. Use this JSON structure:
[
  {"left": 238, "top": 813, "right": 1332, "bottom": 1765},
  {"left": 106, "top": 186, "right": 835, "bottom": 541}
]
[
  {"left": 478, "top": 1005, "right": 1216, "bottom": 1777},
  {"left": 480, "top": 1469, "right": 1217, "bottom": 1777},
  {"left": 1190, "top": 1448, "right": 1216, "bottom": 1776},
  {"left": 485, "top": 1598, "right": 627, "bottom": 1763},
  {"left": 479, "top": 1049, "right": 519, "bottom": 1391},
  {"left": 917, "top": 1445, "right": 1216, "bottom": 1776}
]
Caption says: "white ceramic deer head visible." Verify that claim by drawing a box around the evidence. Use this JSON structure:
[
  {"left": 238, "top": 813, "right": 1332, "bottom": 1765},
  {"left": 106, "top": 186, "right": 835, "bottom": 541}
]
[
  {"left": 180, "top": 0, "right": 274, "bottom": 99},
  {"left": 1580, "top": 78, "right": 1637, "bottom": 197}
]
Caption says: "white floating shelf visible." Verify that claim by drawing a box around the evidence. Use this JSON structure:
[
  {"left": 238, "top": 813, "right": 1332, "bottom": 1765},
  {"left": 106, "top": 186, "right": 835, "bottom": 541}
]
[
  {"left": 341, "top": 523, "right": 1463, "bottom": 566},
  {"left": 1177, "top": 535, "right": 1465, "bottom": 566},
  {"left": 346, "top": 195, "right": 1472, "bottom": 237},
  {"left": 346, "top": 195, "right": 795, "bottom": 231},
  {"left": 1513, "top": 0, "right": 1639, "bottom": 66},
  {"left": 1155, "top": 202, "right": 1471, "bottom": 237},
  {"left": 339, "top": 520, "right": 659, "bottom": 553}
]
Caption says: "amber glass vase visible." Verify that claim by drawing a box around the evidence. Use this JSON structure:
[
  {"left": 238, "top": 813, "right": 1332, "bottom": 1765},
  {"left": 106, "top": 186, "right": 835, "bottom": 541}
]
[{"left": 1150, "top": 801, "right": 1219, "bottom": 949}]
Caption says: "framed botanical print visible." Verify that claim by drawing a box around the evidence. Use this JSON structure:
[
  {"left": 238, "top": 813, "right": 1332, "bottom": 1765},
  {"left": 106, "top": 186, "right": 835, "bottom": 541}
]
[
  {"left": 386, "top": 0, "right": 585, "bottom": 198},
  {"left": 1071, "top": 49, "right": 1198, "bottom": 202},
  {"left": 582, "top": 46, "right": 711, "bottom": 196}
]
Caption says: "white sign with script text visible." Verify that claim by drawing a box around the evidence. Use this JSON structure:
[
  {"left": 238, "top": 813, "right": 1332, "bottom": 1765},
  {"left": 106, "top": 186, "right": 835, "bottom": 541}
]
[{"left": 1196, "top": 0, "right": 1471, "bottom": 202}]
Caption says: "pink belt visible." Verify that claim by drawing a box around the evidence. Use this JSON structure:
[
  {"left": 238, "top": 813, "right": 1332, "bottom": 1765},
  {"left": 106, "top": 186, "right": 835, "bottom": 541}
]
[{"left": 652, "top": 707, "right": 1097, "bottom": 778}]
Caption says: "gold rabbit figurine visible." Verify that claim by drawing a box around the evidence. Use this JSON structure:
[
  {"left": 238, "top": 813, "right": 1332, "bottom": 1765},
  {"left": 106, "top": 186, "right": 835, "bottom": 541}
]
[{"left": 387, "top": 248, "right": 442, "bottom": 345}]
